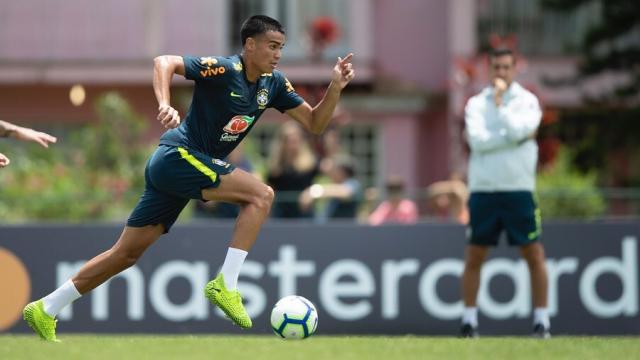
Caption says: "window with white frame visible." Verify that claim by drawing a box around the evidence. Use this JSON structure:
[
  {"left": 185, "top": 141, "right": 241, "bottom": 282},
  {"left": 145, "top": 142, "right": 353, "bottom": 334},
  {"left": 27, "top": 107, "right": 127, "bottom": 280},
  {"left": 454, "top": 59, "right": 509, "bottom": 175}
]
[
  {"left": 250, "top": 121, "right": 379, "bottom": 188},
  {"left": 477, "top": 0, "right": 602, "bottom": 55},
  {"left": 229, "top": 0, "right": 351, "bottom": 61}
]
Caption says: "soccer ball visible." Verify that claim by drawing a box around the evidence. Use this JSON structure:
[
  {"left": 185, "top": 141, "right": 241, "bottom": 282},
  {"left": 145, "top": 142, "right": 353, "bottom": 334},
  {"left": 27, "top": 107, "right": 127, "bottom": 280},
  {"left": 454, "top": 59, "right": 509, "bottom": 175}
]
[{"left": 270, "top": 295, "right": 318, "bottom": 339}]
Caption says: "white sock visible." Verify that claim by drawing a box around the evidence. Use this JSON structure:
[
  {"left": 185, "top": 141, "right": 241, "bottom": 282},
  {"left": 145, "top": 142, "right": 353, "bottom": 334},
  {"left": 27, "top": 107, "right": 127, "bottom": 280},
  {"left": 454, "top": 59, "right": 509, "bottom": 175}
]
[
  {"left": 219, "top": 247, "right": 248, "bottom": 290},
  {"left": 42, "top": 279, "right": 82, "bottom": 318},
  {"left": 533, "top": 307, "right": 550, "bottom": 328},
  {"left": 462, "top": 307, "right": 478, "bottom": 327}
]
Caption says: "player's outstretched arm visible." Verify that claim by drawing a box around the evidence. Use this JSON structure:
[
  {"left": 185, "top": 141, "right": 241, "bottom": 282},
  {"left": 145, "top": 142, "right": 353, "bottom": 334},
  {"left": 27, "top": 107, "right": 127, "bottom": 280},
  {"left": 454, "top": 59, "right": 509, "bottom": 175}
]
[
  {"left": 0, "top": 120, "right": 57, "bottom": 148},
  {"left": 286, "top": 53, "right": 355, "bottom": 134},
  {"left": 153, "top": 55, "right": 186, "bottom": 129}
]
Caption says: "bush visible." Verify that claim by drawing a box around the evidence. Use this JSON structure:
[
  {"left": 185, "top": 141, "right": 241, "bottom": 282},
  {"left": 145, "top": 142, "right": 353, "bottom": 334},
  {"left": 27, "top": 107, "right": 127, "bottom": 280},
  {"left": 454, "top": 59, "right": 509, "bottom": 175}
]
[
  {"left": 536, "top": 148, "right": 606, "bottom": 219},
  {"left": 0, "top": 92, "right": 151, "bottom": 222}
]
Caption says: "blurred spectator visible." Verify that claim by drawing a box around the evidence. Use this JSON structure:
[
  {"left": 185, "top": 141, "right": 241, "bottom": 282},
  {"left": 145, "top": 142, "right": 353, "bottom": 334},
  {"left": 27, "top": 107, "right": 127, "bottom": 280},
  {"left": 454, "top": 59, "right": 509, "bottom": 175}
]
[
  {"left": 267, "top": 121, "right": 319, "bottom": 218},
  {"left": 299, "top": 154, "right": 361, "bottom": 221},
  {"left": 459, "top": 48, "right": 548, "bottom": 338},
  {"left": 194, "top": 144, "right": 258, "bottom": 219},
  {"left": 368, "top": 175, "right": 418, "bottom": 225},
  {"left": 0, "top": 120, "right": 57, "bottom": 168},
  {"left": 426, "top": 177, "right": 469, "bottom": 224}
]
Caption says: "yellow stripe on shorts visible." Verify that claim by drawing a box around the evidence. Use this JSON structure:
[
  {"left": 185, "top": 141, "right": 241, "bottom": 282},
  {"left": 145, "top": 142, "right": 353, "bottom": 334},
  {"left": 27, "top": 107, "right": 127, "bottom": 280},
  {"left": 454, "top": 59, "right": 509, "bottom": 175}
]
[{"left": 177, "top": 147, "right": 218, "bottom": 183}]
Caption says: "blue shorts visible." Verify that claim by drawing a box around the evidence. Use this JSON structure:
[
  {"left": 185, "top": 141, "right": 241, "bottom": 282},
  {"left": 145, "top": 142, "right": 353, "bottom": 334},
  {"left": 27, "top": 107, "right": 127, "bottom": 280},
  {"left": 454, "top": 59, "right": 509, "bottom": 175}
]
[
  {"left": 127, "top": 145, "right": 235, "bottom": 233},
  {"left": 467, "top": 191, "right": 541, "bottom": 247}
]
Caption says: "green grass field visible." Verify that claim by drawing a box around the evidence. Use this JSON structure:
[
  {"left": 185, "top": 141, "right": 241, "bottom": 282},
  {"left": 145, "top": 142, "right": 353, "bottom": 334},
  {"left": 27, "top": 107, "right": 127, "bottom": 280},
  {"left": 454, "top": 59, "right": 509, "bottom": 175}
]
[{"left": 2, "top": 335, "right": 639, "bottom": 360}]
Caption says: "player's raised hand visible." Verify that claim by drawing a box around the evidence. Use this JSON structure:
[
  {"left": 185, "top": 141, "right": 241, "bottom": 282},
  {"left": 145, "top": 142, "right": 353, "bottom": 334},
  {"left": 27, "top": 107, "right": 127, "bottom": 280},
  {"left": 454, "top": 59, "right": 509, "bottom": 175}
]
[
  {"left": 157, "top": 104, "right": 181, "bottom": 129},
  {"left": 14, "top": 128, "right": 57, "bottom": 148},
  {"left": 332, "top": 53, "right": 355, "bottom": 89}
]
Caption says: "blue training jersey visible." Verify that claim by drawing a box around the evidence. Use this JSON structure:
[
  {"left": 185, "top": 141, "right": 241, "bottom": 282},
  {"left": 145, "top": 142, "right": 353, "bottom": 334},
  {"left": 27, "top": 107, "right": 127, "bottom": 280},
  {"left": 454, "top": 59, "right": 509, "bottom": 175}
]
[{"left": 159, "top": 54, "right": 304, "bottom": 159}]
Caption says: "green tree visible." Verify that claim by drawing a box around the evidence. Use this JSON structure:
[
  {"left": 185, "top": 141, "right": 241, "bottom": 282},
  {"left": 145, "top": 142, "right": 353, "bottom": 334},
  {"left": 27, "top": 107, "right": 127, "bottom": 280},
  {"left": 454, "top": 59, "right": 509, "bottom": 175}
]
[
  {"left": 541, "top": 0, "right": 640, "bottom": 186},
  {"left": 0, "top": 92, "right": 151, "bottom": 221},
  {"left": 537, "top": 148, "right": 605, "bottom": 219}
]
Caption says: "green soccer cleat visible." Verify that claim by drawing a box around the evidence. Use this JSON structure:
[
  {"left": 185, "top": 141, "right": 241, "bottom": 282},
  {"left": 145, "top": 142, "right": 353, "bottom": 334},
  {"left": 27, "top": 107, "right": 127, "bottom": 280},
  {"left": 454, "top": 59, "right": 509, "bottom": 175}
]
[
  {"left": 204, "top": 274, "right": 252, "bottom": 329},
  {"left": 23, "top": 300, "right": 60, "bottom": 342}
]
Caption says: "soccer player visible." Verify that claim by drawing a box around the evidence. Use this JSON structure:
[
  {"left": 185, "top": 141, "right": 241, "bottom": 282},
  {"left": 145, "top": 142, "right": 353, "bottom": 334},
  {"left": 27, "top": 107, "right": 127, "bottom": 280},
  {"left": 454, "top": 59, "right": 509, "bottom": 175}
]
[
  {"left": 23, "top": 15, "right": 355, "bottom": 341},
  {"left": 0, "top": 120, "right": 57, "bottom": 167},
  {"left": 459, "top": 48, "right": 550, "bottom": 338}
]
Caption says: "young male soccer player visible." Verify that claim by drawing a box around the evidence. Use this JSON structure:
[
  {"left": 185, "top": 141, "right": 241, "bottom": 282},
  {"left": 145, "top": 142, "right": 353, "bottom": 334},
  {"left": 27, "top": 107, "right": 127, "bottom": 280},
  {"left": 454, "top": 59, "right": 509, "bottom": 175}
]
[
  {"left": 459, "top": 48, "right": 550, "bottom": 338},
  {"left": 0, "top": 120, "right": 57, "bottom": 167},
  {"left": 23, "top": 15, "right": 355, "bottom": 341}
]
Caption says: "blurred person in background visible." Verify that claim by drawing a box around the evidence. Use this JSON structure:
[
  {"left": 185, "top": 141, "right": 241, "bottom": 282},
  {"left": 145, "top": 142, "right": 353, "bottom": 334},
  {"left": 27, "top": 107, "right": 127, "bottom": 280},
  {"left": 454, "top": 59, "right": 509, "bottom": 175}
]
[
  {"left": 0, "top": 120, "right": 57, "bottom": 168},
  {"left": 368, "top": 175, "right": 418, "bottom": 225},
  {"left": 426, "top": 176, "right": 469, "bottom": 224},
  {"left": 23, "top": 15, "right": 355, "bottom": 341},
  {"left": 266, "top": 120, "right": 319, "bottom": 218},
  {"left": 299, "top": 154, "right": 361, "bottom": 222},
  {"left": 460, "top": 48, "right": 548, "bottom": 338},
  {"left": 318, "top": 125, "right": 347, "bottom": 175}
]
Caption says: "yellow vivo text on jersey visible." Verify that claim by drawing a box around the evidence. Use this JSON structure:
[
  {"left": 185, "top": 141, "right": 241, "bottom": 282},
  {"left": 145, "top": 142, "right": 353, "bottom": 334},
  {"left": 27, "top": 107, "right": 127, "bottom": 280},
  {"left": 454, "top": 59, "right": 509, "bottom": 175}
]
[
  {"left": 200, "top": 66, "right": 226, "bottom": 77},
  {"left": 199, "top": 57, "right": 225, "bottom": 77}
]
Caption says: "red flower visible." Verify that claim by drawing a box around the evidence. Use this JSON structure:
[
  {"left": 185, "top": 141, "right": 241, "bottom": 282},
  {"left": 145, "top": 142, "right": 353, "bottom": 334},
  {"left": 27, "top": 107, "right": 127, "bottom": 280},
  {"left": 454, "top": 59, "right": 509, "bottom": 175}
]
[{"left": 310, "top": 17, "right": 340, "bottom": 44}]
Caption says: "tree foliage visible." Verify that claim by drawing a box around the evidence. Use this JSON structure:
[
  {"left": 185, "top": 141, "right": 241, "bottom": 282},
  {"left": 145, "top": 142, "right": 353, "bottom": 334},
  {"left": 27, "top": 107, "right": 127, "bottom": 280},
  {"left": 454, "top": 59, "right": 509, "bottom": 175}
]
[
  {"left": 541, "top": 0, "right": 640, "bottom": 187},
  {"left": 0, "top": 92, "right": 151, "bottom": 221}
]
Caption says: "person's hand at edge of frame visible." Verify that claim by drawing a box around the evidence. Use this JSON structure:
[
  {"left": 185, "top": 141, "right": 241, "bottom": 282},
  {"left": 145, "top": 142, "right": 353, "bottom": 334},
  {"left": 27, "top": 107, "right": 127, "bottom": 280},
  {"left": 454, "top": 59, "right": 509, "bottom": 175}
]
[
  {"left": 0, "top": 152, "right": 10, "bottom": 168},
  {"left": 14, "top": 127, "right": 57, "bottom": 148}
]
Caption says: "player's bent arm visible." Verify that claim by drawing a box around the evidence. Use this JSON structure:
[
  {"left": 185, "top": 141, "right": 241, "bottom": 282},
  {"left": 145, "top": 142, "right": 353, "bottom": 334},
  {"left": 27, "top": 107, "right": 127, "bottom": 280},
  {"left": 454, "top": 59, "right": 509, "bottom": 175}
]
[
  {"left": 464, "top": 101, "right": 514, "bottom": 153},
  {"left": 498, "top": 96, "right": 542, "bottom": 143},
  {"left": 285, "top": 81, "right": 342, "bottom": 135},
  {"left": 153, "top": 55, "right": 185, "bottom": 129},
  {"left": 153, "top": 55, "right": 185, "bottom": 105},
  {"left": 286, "top": 54, "right": 354, "bottom": 134}
]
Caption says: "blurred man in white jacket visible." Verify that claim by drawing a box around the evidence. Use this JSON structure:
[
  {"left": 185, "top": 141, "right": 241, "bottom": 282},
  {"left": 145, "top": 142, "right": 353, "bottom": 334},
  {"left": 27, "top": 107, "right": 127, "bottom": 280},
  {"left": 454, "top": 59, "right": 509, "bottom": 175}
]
[{"left": 460, "top": 48, "right": 550, "bottom": 338}]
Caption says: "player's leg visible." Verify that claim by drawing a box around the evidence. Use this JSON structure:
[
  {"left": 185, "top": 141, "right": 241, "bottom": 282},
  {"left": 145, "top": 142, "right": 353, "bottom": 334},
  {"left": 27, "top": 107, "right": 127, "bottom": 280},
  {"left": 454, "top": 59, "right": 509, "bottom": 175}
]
[
  {"left": 201, "top": 167, "right": 274, "bottom": 329},
  {"left": 520, "top": 242, "right": 550, "bottom": 338},
  {"left": 460, "top": 244, "right": 490, "bottom": 337},
  {"left": 23, "top": 225, "right": 164, "bottom": 341},
  {"left": 24, "top": 146, "right": 188, "bottom": 340},
  {"left": 461, "top": 245, "right": 491, "bottom": 307},
  {"left": 460, "top": 192, "right": 500, "bottom": 337},
  {"left": 71, "top": 225, "right": 164, "bottom": 293},
  {"left": 503, "top": 191, "right": 549, "bottom": 337},
  {"left": 202, "top": 167, "right": 274, "bottom": 252}
]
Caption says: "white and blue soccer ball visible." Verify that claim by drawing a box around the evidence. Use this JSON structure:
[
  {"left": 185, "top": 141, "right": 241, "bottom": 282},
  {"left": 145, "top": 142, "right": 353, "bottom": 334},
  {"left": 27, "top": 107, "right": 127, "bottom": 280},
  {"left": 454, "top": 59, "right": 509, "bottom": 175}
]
[{"left": 270, "top": 295, "right": 318, "bottom": 339}]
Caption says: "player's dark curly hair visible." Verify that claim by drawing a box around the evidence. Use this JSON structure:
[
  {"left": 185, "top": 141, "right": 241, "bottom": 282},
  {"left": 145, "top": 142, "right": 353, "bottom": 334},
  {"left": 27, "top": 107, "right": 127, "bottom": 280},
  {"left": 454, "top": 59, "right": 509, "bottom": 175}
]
[{"left": 241, "top": 15, "right": 285, "bottom": 46}]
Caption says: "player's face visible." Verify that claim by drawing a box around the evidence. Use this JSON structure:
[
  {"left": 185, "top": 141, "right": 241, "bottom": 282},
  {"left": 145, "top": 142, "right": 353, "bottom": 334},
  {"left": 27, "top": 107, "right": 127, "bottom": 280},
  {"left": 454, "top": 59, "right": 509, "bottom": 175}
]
[
  {"left": 251, "top": 30, "right": 285, "bottom": 74},
  {"left": 489, "top": 55, "right": 516, "bottom": 85}
]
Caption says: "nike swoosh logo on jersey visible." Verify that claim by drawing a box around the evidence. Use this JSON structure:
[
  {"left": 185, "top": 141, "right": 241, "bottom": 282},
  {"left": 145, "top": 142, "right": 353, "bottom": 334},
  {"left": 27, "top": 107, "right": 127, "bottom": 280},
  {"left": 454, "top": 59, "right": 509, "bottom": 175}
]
[{"left": 230, "top": 91, "right": 243, "bottom": 97}]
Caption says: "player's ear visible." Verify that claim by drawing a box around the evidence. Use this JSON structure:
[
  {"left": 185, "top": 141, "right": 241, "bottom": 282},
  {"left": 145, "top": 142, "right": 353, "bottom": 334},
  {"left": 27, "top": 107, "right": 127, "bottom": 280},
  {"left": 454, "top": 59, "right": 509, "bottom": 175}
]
[{"left": 245, "top": 37, "right": 256, "bottom": 52}]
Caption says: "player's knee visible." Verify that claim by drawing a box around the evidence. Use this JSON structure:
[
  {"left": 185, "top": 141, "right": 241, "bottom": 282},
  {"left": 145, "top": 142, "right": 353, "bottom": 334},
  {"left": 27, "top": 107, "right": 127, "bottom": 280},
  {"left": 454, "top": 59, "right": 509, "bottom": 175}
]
[{"left": 252, "top": 185, "right": 274, "bottom": 212}]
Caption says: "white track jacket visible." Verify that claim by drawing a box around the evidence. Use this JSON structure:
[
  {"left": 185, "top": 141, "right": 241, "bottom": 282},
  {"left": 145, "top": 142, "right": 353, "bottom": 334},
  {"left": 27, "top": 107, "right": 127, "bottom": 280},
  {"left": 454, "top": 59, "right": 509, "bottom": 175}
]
[{"left": 465, "top": 81, "right": 542, "bottom": 192}]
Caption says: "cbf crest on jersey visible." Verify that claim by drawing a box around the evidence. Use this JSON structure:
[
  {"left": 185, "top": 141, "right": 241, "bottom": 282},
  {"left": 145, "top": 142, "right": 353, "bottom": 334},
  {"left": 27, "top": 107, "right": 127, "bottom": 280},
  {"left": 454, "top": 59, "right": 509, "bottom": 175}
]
[{"left": 257, "top": 89, "right": 269, "bottom": 109}]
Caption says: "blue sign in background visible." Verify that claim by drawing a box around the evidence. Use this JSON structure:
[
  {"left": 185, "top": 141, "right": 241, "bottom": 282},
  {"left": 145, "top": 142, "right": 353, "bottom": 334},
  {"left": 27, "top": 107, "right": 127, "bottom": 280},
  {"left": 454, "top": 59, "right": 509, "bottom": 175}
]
[{"left": 1, "top": 221, "right": 639, "bottom": 335}]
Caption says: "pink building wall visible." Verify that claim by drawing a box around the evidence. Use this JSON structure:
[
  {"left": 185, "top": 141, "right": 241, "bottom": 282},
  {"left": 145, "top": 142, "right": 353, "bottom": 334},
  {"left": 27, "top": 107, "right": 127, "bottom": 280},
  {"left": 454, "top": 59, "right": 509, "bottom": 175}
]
[{"left": 374, "top": 0, "right": 450, "bottom": 91}]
